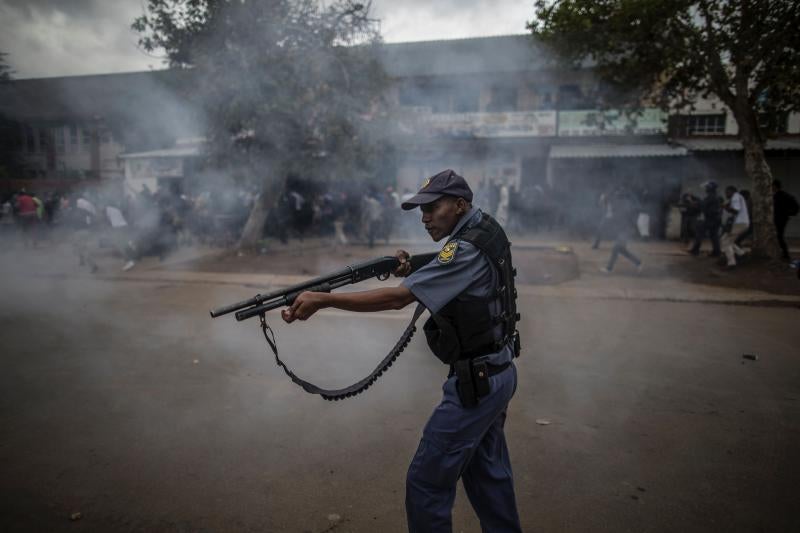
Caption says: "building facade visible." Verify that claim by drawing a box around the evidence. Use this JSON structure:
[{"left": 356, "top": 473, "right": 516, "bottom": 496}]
[
  {"left": 0, "top": 70, "right": 198, "bottom": 194},
  {"left": 379, "top": 36, "right": 799, "bottom": 237},
  {"left": 1, "top": 35, "right": 798, "bottom": 235}
]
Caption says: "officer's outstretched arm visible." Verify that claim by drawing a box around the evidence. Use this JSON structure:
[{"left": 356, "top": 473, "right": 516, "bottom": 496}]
[{"left": 281, "top": 286, "right": 417, "bottom": 323}]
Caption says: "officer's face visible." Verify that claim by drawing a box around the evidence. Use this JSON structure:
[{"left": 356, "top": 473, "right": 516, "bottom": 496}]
[{"left": 420, "top": 196, "right": 466, "bottom": 241}]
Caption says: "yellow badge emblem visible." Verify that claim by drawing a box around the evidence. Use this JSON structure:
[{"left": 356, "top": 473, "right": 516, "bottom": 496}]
[
  {"left": 437, "top": 240, "right": 458, "bottom": 264},
  {"left": 421, "top": 177, "right": 432, "bottom": 189}
]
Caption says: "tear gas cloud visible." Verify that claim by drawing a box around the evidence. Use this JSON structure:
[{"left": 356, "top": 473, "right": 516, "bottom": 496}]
[
  {"left": 0, "top": 0, "right": 772, "bottom": 463},
  {"left": 0, "top": 0, "right": 697, "bottom": 397},
  {"left": 3, "top": 4, "right": 800, "bottom": 532},
  {"left": 0, "top": 0, "right": 712, "bottom": 245}
]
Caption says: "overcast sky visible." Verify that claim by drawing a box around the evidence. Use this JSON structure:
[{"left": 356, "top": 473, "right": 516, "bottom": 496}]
[{"left": 0, "top": 0, "right": 534, "bottom": 79}]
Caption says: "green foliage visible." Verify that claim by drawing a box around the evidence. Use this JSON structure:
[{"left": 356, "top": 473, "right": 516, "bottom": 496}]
[
  {"left": 529, "top": 0, "right": 800, "bottom": 116},
  {"left": 132, "top": 0, "right": 390, "bottom": 183},
  {"left": 530, "top": 0, "right": 798, "bottom": 257}
]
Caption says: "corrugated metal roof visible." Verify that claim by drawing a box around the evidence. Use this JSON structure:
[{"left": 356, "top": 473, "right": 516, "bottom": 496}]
[
  {"left": 679, "top": 138, "right": 800, "bottom": 151},
  {"left": 549, "top": 144, "right": 688, "bottom": 159},
  {"left": 0, "top": 70, "right": 192, "bottom": 121},
  {"left": 380, "top": 34, "right": 551, "bottom": 78},
  {"left": 766, "top": 139, "right": 800, "bottom": 150}
]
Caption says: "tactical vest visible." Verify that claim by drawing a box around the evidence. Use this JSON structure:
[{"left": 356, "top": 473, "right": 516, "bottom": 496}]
[{"left": 424, "top": 213, "right": 521, "bottom": 364}]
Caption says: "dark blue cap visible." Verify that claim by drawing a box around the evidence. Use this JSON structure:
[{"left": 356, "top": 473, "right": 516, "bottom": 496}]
[{"left": 401, "top": 169, "right": 473, "bottom": 210}]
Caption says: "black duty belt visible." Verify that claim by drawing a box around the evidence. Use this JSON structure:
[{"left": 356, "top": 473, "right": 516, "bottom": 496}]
[
  {"left": 449, "top": 357, "right": 512, "bottom": 408},
  {"left": 448, "top": 359, "right": 511, "bottom": 379},
  {"left": 486, "top": 361, "right": 512, "bottom": 375}
]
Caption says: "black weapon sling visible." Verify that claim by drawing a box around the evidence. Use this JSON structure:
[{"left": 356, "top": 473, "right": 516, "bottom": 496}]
[{"left": 259, "top": 303, "right": 427, "bottom": 401}]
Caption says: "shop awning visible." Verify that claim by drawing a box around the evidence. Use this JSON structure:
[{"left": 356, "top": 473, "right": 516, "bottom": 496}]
[
  {"left": 678, "top": 138, "right": 800, "bottom": 152},
  {"left": 549, "top": 144, "right": 688, "bottom": 159},
  {"left": 120, "top": 144, "right": 202, "bottom": 159}
]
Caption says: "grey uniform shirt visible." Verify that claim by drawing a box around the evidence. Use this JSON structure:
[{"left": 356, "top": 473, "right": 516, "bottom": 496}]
[{"left": 402, "top": 207, "right": 514, "bottom": 366}]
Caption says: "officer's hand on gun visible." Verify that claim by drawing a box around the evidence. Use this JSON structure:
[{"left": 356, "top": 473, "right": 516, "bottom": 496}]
[
  {"left": 281, "top": 250, "right": 413, "bottom": 324},
  {"left": 393, "top": 249, "right": 412, "bottom": 278},
  {"left": 281, "top": 292, "right": 327, "bottom": 323}
]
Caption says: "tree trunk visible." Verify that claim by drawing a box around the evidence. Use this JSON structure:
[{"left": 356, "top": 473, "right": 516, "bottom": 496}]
[
  {"left": 237, "top": 187, "right": 270, "bottom": 250},
  {"left": 732, "top": 105, "right": 781, "bottom": 259}
]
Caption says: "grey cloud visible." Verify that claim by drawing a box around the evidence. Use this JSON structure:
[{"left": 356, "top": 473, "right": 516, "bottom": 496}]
[
  {"left": 371, "top": 0, "right": 532, "bottom": 42},
  {"left": 2, "top": 0, "right": 110, "bottom": 19},
  {"left": 0, "top": 0, "right": 154, "bottom": 77},
  {"left": 0, "top": 0, "right": 533, "bottom": 78}
]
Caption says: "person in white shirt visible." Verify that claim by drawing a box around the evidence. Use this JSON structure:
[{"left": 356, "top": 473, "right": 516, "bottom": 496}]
[
  {"left": 105, "top": 206, "right": 128, "bottom": 228},
  {"left": 722, "top": 186, "right": 749, "bottom": 267},
  {"left": 495, "top": 182, "right": 510, "bottom": 226}
]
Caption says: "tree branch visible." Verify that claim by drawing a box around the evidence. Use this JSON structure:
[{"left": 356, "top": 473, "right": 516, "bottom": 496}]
[{"left": 698, "top": 2, "right": 736, "bottom": 108}]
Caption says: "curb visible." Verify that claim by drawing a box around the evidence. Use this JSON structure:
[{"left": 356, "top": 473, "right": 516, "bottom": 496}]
[{"left": 78, "top": 269, "right": 800, "bottom": 308}]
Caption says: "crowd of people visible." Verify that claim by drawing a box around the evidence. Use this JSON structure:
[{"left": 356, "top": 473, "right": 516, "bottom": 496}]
[
  {"left": 267, "top": 176, "right": 405, "bottom": 249},
  {"left": 678, "top": 179, "right": 797, "bottom": 267},
  {"left": 1, "top": 185, "right": 188, "bottom": 272},
  {"left": 0, "top": 174, "right": 675, "bottom": 263},
  {"left": 0, "top": 177, "right": 414, "bottom": 272},
  {"left": 2, "top": 174, "right": 796, "bottom": 273}
]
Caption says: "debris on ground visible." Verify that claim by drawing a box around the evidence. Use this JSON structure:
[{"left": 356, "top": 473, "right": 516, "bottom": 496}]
[
  {"left": 535, "top": 418, "right": 551, "bottom": 426},
  {"left": 69, "top": 512, "right": 82, "bottom": 521},
  {"left": 742, "top": 354, "right": 758, "bottom": 361},
  {"left": 327, "top": 513, "right": 341, "bottom": 522}
]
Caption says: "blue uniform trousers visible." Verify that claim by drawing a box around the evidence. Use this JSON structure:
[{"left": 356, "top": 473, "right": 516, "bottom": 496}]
[{"left": 406, "top": 364, "right": 522, "bottom": 533}]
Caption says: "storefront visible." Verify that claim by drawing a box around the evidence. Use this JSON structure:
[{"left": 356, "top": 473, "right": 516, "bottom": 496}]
[{"left": 120, "top": 141, "right": 202, "bottom": 197}]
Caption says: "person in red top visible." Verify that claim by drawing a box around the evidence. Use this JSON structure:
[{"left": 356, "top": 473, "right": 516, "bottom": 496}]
[{"left": 15, "top": 190, "right": 38, "bottom": 246}]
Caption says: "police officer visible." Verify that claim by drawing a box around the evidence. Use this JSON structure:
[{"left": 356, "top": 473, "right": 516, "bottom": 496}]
[
  {"left": 282, "top": 169, "right": 522, "bottom": 532},
  {"left": 688, "top": 181, "right": 722, "bottom": 257}
]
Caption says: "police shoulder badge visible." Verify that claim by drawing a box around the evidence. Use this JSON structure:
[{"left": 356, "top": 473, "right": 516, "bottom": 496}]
[{"left": 437, "top": 240, "right": 458, "bottom": 264}]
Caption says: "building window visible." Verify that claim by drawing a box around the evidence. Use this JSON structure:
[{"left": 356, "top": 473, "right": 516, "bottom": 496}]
[
  {"left": 557, "top": 85, "right": 585, "bottom": 110},
  {"left": 399, "top": 82, "right": 459, "bottom": 114},
  {"left": 38, "top": 128, "right": 49, "bottom": 153},
  {"left": 531, "top": 85, "right": 555, "bottom": 110},
  {"left": 452, "top": 86, "right": 480, "bottom": 113},
  {"left": 688, "top": 114, "right": 726, "bottom": 135},
  {"left": 427, "top": 86, "right": 451, "bottom": 114},
  {"left": 758, "top": 112, "right": 788, "bottom": 135},
  {"left": 69, "top": 124, "right": 79, "bottom": 152},
  {"left": 25, "top": 125, "right": 36, "bottom": 153},
  {"left": 82, "top": 127, "right": 92, "bottom": 151},
  {"left": 55, "top": 127, "right": 66, "bottom": 153},
  {"left": 398, "top": 85, "right": 421, "bottom": 107},
  {"left": 486, "top": 86, "right": 518, "bottom": 112}
]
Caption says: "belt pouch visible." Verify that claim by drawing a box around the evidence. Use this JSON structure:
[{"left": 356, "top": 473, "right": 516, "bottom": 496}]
[
  {"left": 454, "top": 359, "right": 478, "bottom": 408},
  {"left": 472, "top": 360, "right": 490, "bottom": 397}
]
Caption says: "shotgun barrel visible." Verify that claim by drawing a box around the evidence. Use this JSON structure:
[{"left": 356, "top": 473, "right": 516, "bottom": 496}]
[{"left": 209, "top": 252, "right": 436, "bottom": 321}]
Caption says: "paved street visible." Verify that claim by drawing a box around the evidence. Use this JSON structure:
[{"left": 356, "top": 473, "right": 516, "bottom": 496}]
[{"left": 1, "top": 242, "right": 799, "bottom": 532}]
